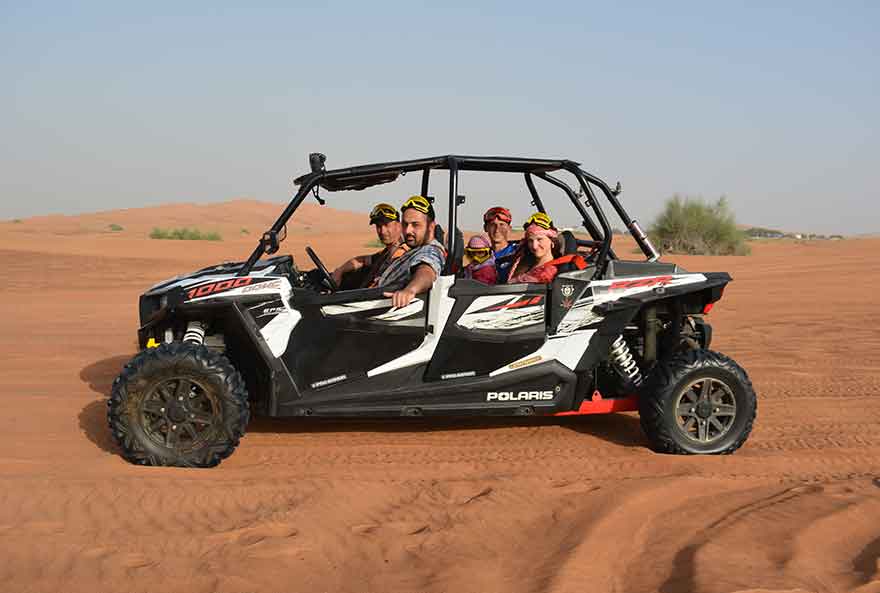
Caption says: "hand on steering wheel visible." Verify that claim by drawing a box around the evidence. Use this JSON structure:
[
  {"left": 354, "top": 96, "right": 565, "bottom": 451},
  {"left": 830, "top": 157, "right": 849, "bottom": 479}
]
[
  {"left": 578, "top": 239, "right": 602, "bottom": 263},
  {"left": 305, "top": 246, "right": 339, "bottom": 292}
]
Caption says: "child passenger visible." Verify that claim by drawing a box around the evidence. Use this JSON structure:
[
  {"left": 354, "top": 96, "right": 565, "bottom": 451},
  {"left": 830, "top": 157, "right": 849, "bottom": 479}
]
[{"left": 462, "top": 235, "right": 498, "bottom": 285}]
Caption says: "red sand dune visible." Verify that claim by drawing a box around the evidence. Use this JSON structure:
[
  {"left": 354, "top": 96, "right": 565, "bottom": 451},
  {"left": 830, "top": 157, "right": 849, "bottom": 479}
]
[{"left": 1, "top": 201, "right": 879, "bottom": 593}]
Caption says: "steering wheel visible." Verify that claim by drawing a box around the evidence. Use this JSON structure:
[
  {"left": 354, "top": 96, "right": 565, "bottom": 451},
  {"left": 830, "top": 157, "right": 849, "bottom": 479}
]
[
  {"left": 305, "top": 246, "right": 338, "bottom": 292},
  {"left": 576, "top": 239, "right": 602, "bottom": 263}
]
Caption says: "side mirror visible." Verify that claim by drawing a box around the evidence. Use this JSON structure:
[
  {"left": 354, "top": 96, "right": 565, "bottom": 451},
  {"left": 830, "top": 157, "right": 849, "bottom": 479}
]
[
  {"left": 261, "top": 230, "right": 280, "bottom": 255},
  {"left": 261, "top": 225, "right": 288, "bottom": 255}
]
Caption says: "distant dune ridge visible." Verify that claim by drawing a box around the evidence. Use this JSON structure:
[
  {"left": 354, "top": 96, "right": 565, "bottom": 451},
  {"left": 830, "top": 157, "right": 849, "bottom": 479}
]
[
  {"left": 0, "top": 202, "right": 879, "bottom": 592},
  {"left": 4, "top": 199, "right": 370, "bottom": 239}
]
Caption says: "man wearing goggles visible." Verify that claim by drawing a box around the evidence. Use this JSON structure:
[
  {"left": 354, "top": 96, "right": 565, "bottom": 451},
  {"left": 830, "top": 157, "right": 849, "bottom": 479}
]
[
  {"left": 376, "top": 195, "right": 447, "bottom": 307},
  {"left": 331, "top": 202, "right": 408, "bottom": 289},
  {"left": 483, "top": 206, "right": 519, "bottom": 283}
]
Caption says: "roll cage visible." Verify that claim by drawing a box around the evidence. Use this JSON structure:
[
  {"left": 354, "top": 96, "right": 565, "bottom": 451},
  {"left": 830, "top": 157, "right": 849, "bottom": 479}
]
[{"left": 238, "top": 154, "right": 660, "bottom": 278}]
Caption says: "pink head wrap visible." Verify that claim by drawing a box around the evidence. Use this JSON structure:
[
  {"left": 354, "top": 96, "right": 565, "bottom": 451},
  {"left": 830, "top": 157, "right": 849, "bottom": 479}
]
[
  {"left": 524, "top": 223, "right": 558, "bottom": 240},
  {"left": 466, "top": 234, "right": 492, "bottom": 250}
]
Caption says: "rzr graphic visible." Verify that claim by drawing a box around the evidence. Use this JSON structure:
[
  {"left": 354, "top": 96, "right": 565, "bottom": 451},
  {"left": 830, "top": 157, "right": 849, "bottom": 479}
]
[
  {"left": 609, "top": 275, "right": 673, "bottom": 291},
  {"left": 111, "top": 153, "right": 756, "bottom": 468}
]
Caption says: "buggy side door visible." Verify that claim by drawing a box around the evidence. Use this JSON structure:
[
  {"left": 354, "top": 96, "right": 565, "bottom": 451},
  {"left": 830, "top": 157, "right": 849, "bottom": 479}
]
[
  {"left": 424, "top": 279, "right": 548, "bottom": 379},
  {"left": 285, "top": 286, "right": 428, "bottom": 391}
]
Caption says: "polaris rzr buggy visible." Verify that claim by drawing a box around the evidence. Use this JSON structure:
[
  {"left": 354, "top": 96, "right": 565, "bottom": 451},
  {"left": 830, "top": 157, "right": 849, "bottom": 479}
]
[{"left": 109, "top": 153, "right": 757, "bottom": 467}]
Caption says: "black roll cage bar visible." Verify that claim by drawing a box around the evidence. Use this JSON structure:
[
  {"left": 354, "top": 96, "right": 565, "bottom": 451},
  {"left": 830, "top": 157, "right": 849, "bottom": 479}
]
[{"left": 239, "top": 154, "right": 659, "bottom": 278}]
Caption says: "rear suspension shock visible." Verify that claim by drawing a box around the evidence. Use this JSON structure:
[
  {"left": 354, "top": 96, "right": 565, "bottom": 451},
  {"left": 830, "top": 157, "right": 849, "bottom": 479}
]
[{"left": 609, "top": 335, "right": 642, "bottom": 387}]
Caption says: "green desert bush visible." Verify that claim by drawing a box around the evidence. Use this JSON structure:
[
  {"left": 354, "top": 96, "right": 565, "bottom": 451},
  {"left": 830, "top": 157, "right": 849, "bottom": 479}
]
[
  {"left": 150, "top": 227, "right": 222, "bottom": 241},
  {"left": 365, "top": 238, "right": 385, "bottom": 248},
  {"left": 108, "top": 223, "right": 124, "bottom": 232},
  {"left": 650, "top": 195, "right": 750, "bottom": 255}
]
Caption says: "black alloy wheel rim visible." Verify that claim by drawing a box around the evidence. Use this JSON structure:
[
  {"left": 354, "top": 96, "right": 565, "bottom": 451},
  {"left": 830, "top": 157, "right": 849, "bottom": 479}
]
[
  {"left": 674, "top": 377, "right": 737, "bottom": 444},
  {"left": 140, "top": 377, "right": 219, "bottom": 451}
]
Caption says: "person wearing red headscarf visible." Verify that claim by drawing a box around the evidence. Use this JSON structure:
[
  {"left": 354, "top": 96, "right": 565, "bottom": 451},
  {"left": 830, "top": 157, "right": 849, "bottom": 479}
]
[{"left": 507, "top": 212, "right": 563, "bottom": 284}]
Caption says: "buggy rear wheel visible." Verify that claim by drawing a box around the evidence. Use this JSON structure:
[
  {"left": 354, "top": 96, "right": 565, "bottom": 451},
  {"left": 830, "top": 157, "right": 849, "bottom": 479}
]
[
  {"left": 107, "top": 342, "right": 249, "bottom": 467},
  {"left": 639, "top": 349, "right": 756, "bottom": 455}
]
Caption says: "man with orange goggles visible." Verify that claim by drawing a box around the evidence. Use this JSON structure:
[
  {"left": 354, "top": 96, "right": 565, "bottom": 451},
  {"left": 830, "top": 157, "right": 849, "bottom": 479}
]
[
  {"left": 483, "top": 206, "right": 519, "bottom": 282},
  {"left": 330, "top": 202, "right": 408, "bottom": 289}
]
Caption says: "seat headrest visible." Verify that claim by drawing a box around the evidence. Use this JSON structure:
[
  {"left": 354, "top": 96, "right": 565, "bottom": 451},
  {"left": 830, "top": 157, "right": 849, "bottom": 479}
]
[{"left": 560, "top": 230, "right": 578, "bottom": 255}]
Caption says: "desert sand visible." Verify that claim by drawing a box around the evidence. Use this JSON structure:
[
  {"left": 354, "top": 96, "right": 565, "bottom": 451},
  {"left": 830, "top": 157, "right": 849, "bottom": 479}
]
[{"left": 1, "top": 200, "right": 879, "bottom": 593}]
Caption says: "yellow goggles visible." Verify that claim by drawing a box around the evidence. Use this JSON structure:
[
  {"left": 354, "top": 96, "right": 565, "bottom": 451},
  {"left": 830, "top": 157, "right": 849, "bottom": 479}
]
[
  {"left": 369, "top": 203, "right": 399, "bottom": 224},
  {"left": 464, "top": 246, "right": 492, "bottom": 263},
  {"left": 523, "top": 212, "right": 554, "bottom": 230},
  {"left": 401, "top": 195, "right": 433, "bottom": 215}
]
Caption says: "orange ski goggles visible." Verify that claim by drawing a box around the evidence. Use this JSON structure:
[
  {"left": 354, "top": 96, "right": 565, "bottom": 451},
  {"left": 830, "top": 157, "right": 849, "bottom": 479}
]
[{"left": 483, "top": 207, "right": 512, "bottom": 225}]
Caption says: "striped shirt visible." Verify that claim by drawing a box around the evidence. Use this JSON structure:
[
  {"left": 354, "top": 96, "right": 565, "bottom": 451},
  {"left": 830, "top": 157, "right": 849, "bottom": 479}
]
[
  {"left": 363, "top": 240, "right": 409, "bottom": 287},
  {"left": 374, "top": 239, "right": 446, "bottom": 289}
]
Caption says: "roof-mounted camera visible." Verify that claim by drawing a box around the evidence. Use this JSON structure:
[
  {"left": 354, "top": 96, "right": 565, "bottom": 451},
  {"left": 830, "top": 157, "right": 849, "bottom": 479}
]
[{"left": 309, "top": 153, "right": 326, "bottom": 173}]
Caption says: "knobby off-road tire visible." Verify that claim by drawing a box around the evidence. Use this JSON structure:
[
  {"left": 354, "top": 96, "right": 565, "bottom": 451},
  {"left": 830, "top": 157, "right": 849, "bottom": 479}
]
[
  {"left": 639, "top": 349, "right": 756, "bottom": 455},
  {"left": 108, "top": 342, "right": 250, "bottom": 467}
]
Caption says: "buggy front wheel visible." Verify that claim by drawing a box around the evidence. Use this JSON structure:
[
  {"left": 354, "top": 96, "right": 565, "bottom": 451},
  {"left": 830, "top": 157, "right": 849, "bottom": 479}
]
[{"left": 107, "top": 342, "right": 250, "bottom": 467}]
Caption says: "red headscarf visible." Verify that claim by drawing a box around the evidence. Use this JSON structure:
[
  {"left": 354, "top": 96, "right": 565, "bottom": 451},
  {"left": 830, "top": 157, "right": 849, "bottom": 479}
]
[{"left": 523, "top": 223, "right": 559, "bottom": 240}]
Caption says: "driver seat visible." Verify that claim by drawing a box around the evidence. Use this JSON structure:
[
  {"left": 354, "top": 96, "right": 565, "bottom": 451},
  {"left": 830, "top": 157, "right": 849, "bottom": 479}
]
[
  {"left": 560, "top": 230, "right": 578, "bottom": 256},
  {"left": 434, "top": 225, "right": 463, "bottom": 275}
]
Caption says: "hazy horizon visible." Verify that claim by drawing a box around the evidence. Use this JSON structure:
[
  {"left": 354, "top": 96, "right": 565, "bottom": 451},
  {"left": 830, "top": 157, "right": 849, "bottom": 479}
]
[{"left": 2, "top": 3, "right": 878, "bottom": 234}]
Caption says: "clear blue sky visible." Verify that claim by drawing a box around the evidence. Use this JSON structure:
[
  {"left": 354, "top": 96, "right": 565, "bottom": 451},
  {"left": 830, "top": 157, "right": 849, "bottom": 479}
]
[{"left": 2, "top": 1, "right": 878, "bottom": 234}]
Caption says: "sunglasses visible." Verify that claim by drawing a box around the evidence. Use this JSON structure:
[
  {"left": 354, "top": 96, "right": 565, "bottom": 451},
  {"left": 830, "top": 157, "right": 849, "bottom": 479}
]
[
  {"left": 523, "top": 212, "right": 554, "bottom": 230},
  {"left": 483, "top": 207, "right": 512, "bottom": 224},
  {"left": 464, "top": 246, "right": 492, "bottom": 263},
  {"left": 369, "top": 203, "right": 399, "bottom": 224}
]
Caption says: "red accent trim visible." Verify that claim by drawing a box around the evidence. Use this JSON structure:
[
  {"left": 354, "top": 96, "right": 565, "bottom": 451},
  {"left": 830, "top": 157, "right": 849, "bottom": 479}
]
[
  {"left": 486, "top": 296, "right": 545, "bottom": 311},
  {"left": 702, "top": 302, "right": 714, "bottom": 314},
  {"left": 554, "top": 390, "right": 639, "bottom": 416},
  {"left": 609, "top": 275, "right": 673, "bottom": 291},
  {"left": 548, "top": 254, "right": 587, "bottom": 270},
  {"left": 186, "top": 276, "right": 254, "bottom": 300}
]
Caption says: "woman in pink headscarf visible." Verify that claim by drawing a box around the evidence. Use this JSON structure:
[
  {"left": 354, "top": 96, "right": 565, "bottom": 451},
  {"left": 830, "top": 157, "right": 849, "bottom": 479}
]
[{"left": 507, "top": 212, "right": 563, "bottom": 284}]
